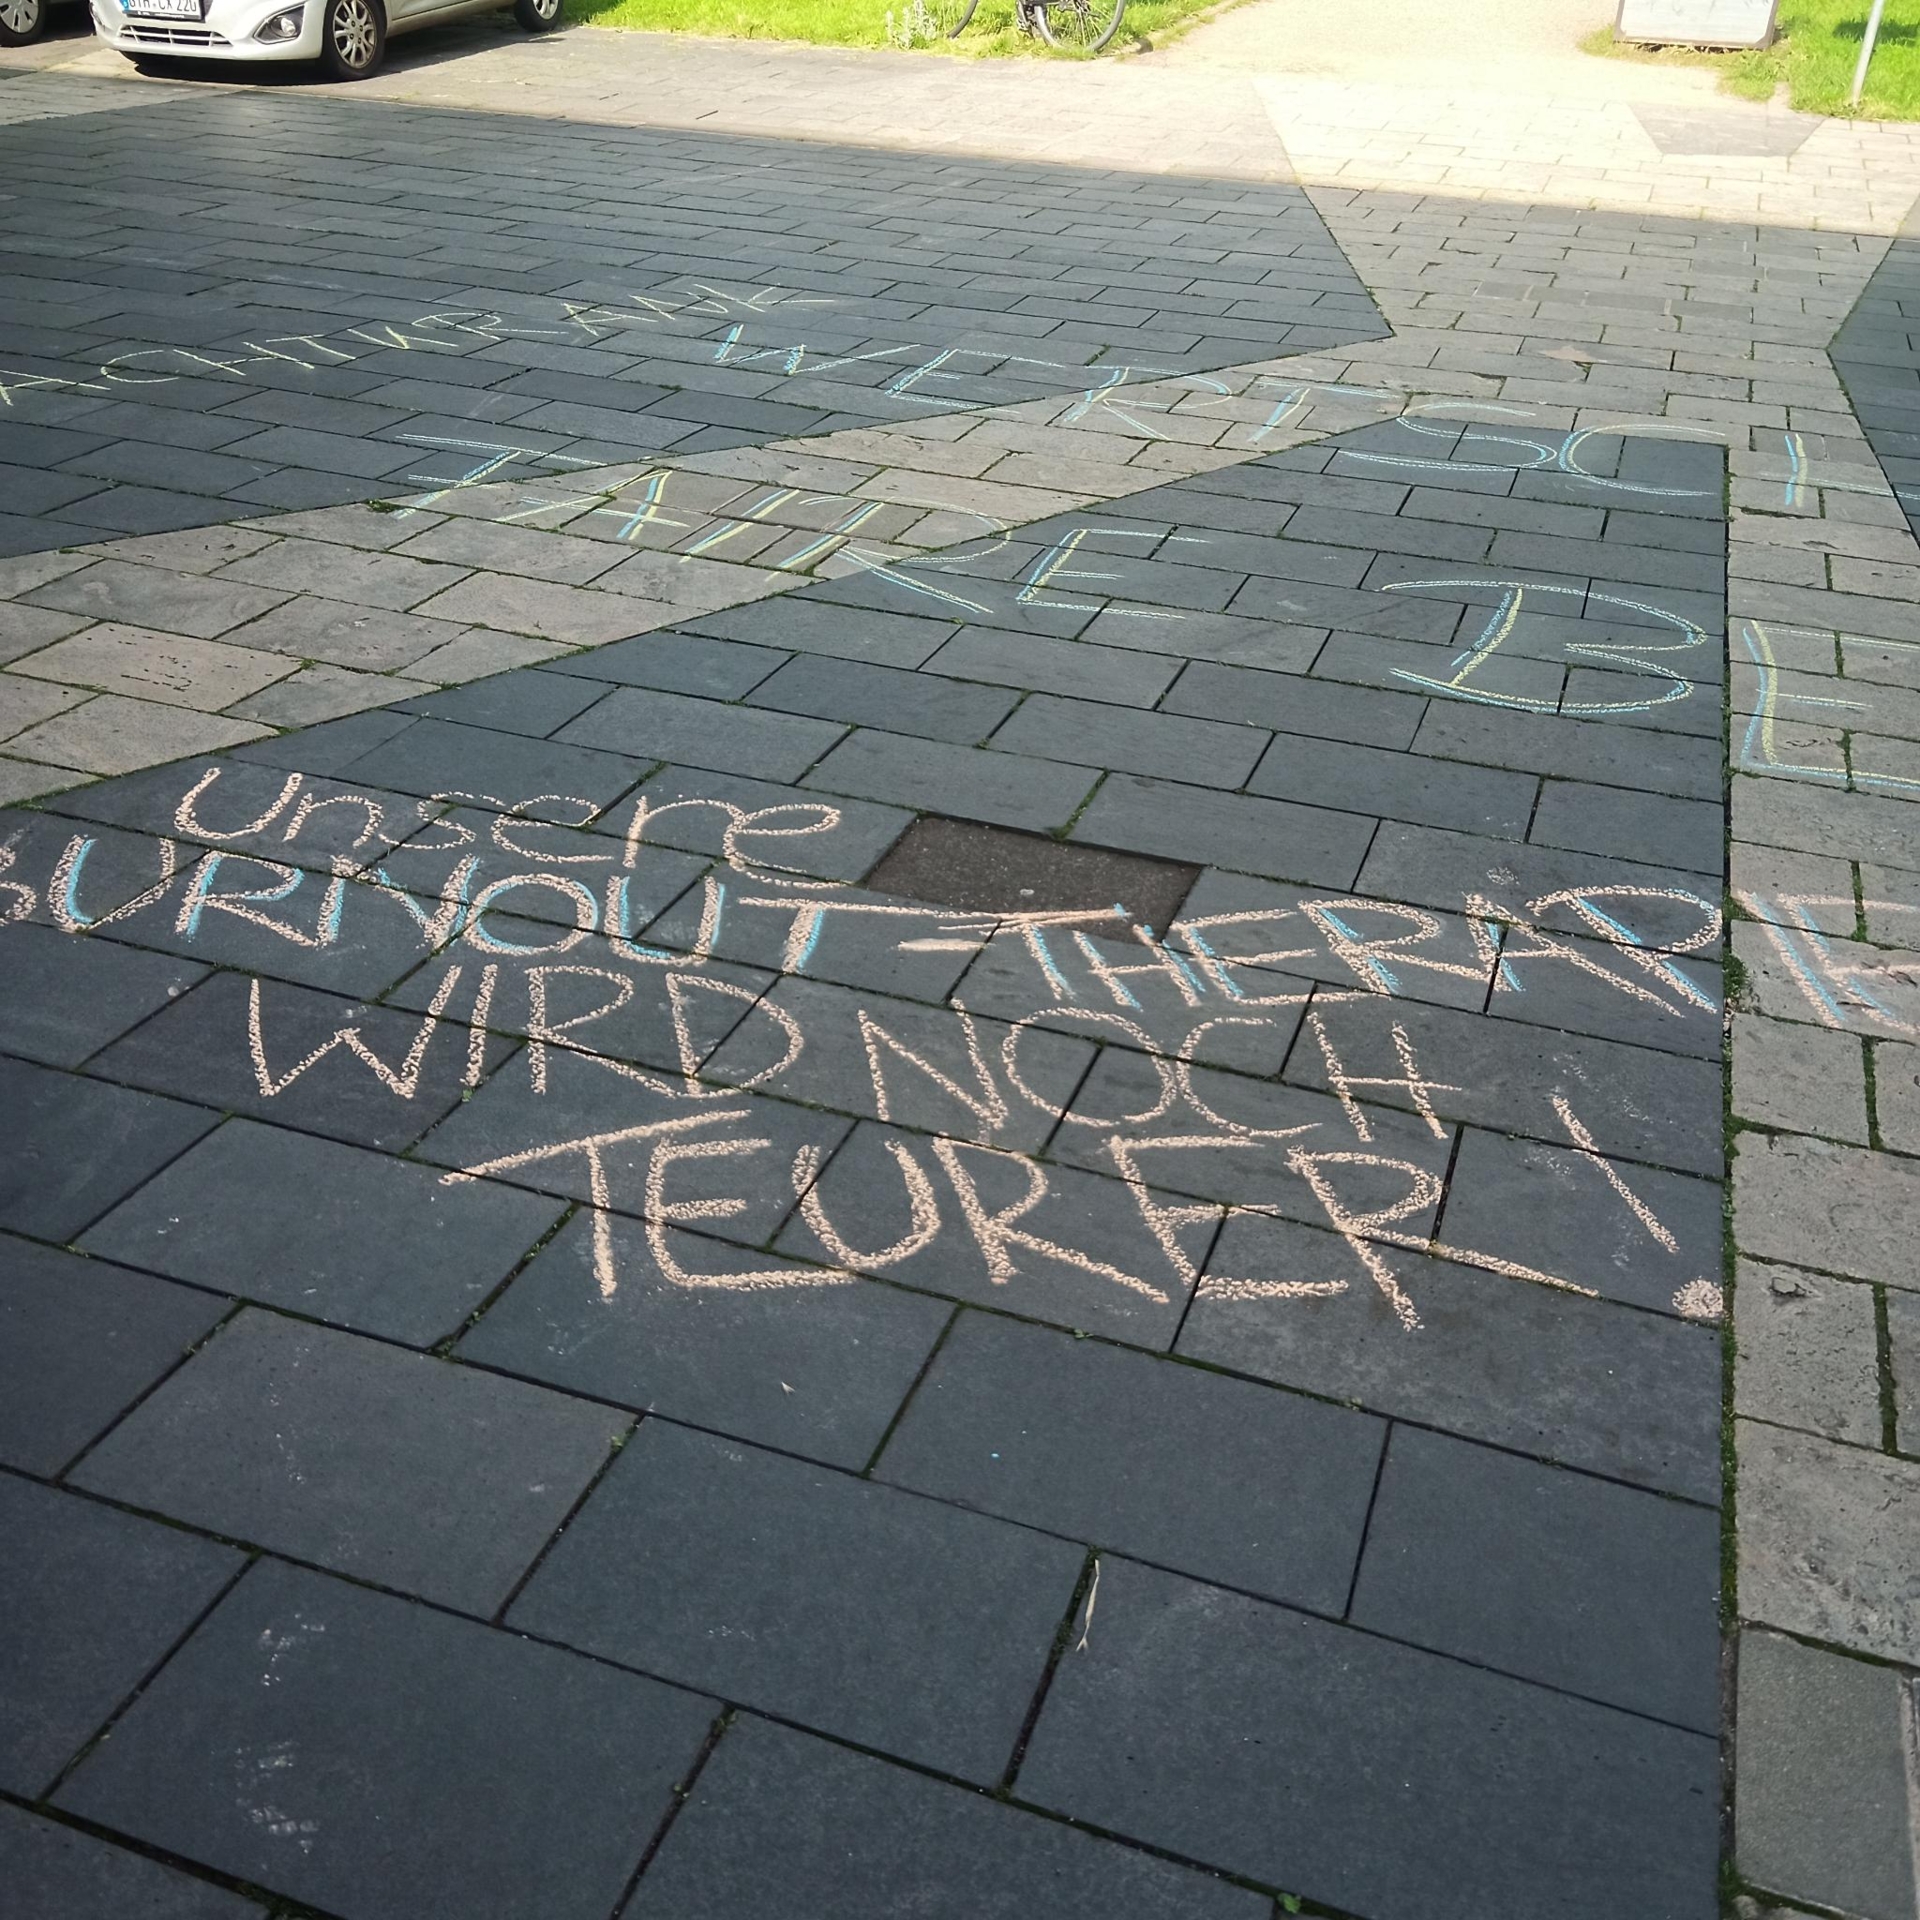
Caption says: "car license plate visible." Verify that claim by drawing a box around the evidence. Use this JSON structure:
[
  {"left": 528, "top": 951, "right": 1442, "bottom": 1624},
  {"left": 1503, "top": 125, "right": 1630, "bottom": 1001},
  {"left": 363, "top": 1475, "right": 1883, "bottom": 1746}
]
[{"left": 126, "top": 0, "right": 202, "bottom": 17}]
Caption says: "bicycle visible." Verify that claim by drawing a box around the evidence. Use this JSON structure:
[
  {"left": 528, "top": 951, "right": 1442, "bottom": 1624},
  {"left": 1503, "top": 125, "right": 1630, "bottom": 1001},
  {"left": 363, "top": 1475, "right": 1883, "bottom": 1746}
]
[{"left": 931, "top": 0, "right": 1127, "bottom": 55}]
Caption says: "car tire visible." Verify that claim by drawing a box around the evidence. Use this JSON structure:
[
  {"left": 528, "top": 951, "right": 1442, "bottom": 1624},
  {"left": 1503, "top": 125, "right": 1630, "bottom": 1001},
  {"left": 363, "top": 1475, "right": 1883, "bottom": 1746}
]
[
  {"left": 318, "top": 0, "right": 384, "bottom": 77},
  {"left": 0, "top": 0, "right": 47, "bottom": 49},
  {"left": 513, "top": 0, "right": 562, "bottom": 31}
]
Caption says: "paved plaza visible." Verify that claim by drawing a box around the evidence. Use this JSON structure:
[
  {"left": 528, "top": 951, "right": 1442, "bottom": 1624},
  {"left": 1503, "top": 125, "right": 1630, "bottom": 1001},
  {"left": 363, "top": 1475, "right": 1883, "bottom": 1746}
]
[{"left": 1, "top": 16, "right": 1918, "bottom": 1920}]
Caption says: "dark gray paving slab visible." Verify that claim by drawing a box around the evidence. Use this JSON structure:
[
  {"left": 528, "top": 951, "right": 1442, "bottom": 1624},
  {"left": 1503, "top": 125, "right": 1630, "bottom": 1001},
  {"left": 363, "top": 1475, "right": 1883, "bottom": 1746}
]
[
  {"left": 414, "top": 1050, "right": 851, "bottom": 1247},
  {"left": 1248, "top": 732, "right": 1537, "bottom": 839},
  {"left": 625, "top": 1715, "right": 1265, "bottom": 1920},
  {"left": 878, "top": 1311, "right": 1383, "bottom": 1608},
  {"left": 88, "top": 861, "right": 446, "bottom": 998},
  {"left": 62, "top": 484, "right": 272, "bottom": 544},
  {"left": 0, "top": 1800, "right": 262, "bottom": 1920},
  {"left": 774, "top": 1120, "right": 1211, "bottom": 1345},
  {"left": 1050, "top": 1042, "right": 1456, "bottom": 1218},
  {"left": 1297, "top": 994, "right": 1724, "bottom": 1177},
  {"left": 397, "top": 666, "right": 613, "bottom": 738},
  {"left": 230, "top": 707, "right": 416, "bottom": 774},
  {"left": 220, "top": 424, "right": 416, "bottom": 479},
  {"left": 383, "top": 937, "right": 764, "bottom": 1072},
  {"left": 702, "top": 974, "right": 1094, "bottom": 1151},
  {"left": 1235, "top": 577, "right": 1473, "bottom": 651},
  {"left": 1070, "top": 773, "right": 1376, "bottom": 887},
  {"left": 924, "top": 624, "right": 1182, "bottom": 707},
  {"left": 1485, "top": 931, "right": 1722, "bottom": 1058},
  {"left": 1365, "top": 840, "right": 1722, "bottom": 967},
  {"left": 45, "top": 758, "right": 433, "bottom": 869},
  {"left": 1083, "top": 602, "right": 1328, "bottom": 670},
  {"left": 1315, "top": 626, "right": 1564, "bottom": 708},
  {"left": 951, "top": 917, "right": 1309, "bottom": 1060},
  {"left": 0, "top": 1236, "right": 227, "bottom": 1476},
  {"left": 459, "top": 1212, "right": 949, "bottom": 1469},
  {"left": 1531, "top": 778, "right": 1724, "bottom": 874},
  {"left": 545, "top": 628, "right": 790, "bottom": 698},
  {"left": 641, "top": 876, "right": 982, "bottom": 1001},
  {"left": 1182, "top": 1210, "right": 1723, "bottom": 1501},
  {"left": 595, "top": 764, "right": 913, "bottom": 881},
  {"left": 746, "top": 654, "right": 1021, "bottom": 745},
  {"left": 990, "top": 695, "right": 1269, "bottom": 789},
  {"left": 81, "top": 1118, "right": 564, "bottom": 1346},
  {"left": 367, "top": 801, "right": 708, "bottom": 934},
  {"left": 0, "top": 1056, "right": 218, "bottom": 1244},
  {"left": 1280, "top": 501, "right": 1494, "bottom": 564},
  {"left": 1168, "top": 865, "right": 1492, "bottom": 1010},
  {"left": 688, "top": 599, "right": 959, "bottom": 669},
  {"left": 1016, "top": 1556, "right": 1719, "bottom": 1920},
  {"left": 1440, "top": 1126, "right": 1724, "bottom": 1314},
  {"left": 804, "top": 559, "right": 1096, "bottom": 642},
  {"left": 1159, "top": 526, "right": 1369, "bottom": 590},
  {"left": 0, "top": 808, "right": 186, "bottom": 931},
  {"left": 13, "top": 781, "right": 457, "bottom": 997},
  {"left": 0, "top": 923, "right": 205, "bottom": 1069},
  {"left": 1361, "top": 819, "right": 1722, "bottom": 913},
  {"left": 1412, "top": 701, "right": 1723, "bottom": 801},
  {"left": 557, "top": 684, "right": 846, "bottom": 782},
  {"left": 66, "top": 440, "right": 274, "bottom": 498},
  {"left": 1350, "top": 1425, "right": 1721, "bottom": 1730},
  {"left": 1165, "top": 659, "right": 1427, "bottom": 749},
  {"left": 94, "top": 970, "right": 516, "bottom": 1152},
  {"left": 0, "top": 464, "right": 112, "bottom": 518},
  {"left": 75, "top": 1309, "right": 626, "bottom": 1613},
  {"left": 335, "top": 715, "right": 651, "bottom": 810},
  {"left": 58, "top": 1560, "right": 716, "bottom": 1920},
  {"left": 0, "top": 1473, "right": 243, "bottom": 1797},
  {"left": 1050, "top": 551, "right": 1253, "bottom": 614},
  {"left": 1601, "top": 508, "right": 1724, "bottom": 557},
  {"left": 510, "top": 1418, "right": 1083, "bottom": 1783},
  {"left": 1483, "top": 529, "right": 1722, "bottom": 598},
  {"left": 804, "top": 728, "right": 1097, "bottom": 832},
  {"left": 1567, "top": 667, "right": 1724, "bottom": 730}
]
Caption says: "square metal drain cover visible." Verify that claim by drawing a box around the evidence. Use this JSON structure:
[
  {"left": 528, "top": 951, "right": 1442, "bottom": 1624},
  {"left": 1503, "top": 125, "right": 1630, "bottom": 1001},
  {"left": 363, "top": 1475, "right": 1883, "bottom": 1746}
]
[{"left": 863, "top": 817, "right": 1199, "bottom": 927}]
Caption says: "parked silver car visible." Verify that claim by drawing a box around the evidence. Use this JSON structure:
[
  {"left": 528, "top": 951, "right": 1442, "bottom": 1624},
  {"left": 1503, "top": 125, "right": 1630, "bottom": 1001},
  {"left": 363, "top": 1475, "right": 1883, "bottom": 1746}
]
[{"left": 1, "top": 0, "right": 560, "bottom": 79}]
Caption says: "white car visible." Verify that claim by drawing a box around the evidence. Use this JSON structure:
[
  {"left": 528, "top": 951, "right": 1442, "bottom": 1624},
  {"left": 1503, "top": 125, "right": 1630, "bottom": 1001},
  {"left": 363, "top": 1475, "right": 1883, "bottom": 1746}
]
[{"left": 1, "top": 0, "right": 562, "bottom": 79}]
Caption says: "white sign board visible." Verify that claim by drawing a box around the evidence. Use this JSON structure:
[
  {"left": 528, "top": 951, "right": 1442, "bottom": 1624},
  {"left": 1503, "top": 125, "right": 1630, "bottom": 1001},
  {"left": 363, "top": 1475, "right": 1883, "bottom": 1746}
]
[{"left": 1615, "top": 0, "right": 1778, "bottom": 48}]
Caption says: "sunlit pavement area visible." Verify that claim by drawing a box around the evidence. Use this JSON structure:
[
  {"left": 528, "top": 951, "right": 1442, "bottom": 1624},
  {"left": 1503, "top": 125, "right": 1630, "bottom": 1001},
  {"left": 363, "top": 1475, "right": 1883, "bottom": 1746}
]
[{"left": 3, "top": 20, "right": 1920, "bottom": 1920}]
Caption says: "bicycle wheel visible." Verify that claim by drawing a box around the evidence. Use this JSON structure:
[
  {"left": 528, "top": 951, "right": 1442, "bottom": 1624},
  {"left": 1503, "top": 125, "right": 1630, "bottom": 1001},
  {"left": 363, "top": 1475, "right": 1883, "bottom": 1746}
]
[
  {"left": 1034, "top": 0, "right": 1124, "bottom": 51},
  {"left": 922, "top": 0, "right": 980, "bottom": 34}
]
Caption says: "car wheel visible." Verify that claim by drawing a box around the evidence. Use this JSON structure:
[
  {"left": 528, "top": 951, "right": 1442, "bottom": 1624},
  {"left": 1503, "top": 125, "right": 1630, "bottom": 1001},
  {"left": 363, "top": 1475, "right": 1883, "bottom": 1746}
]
[
  {"left": 513, "top": 0, "right": 562, "bottom": 31},
  {"left": 319, "top": 0, "right": 384, "bottom": 77},
  {"left": 0, "top": 0, "right": 47, "bottom": 48}
]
